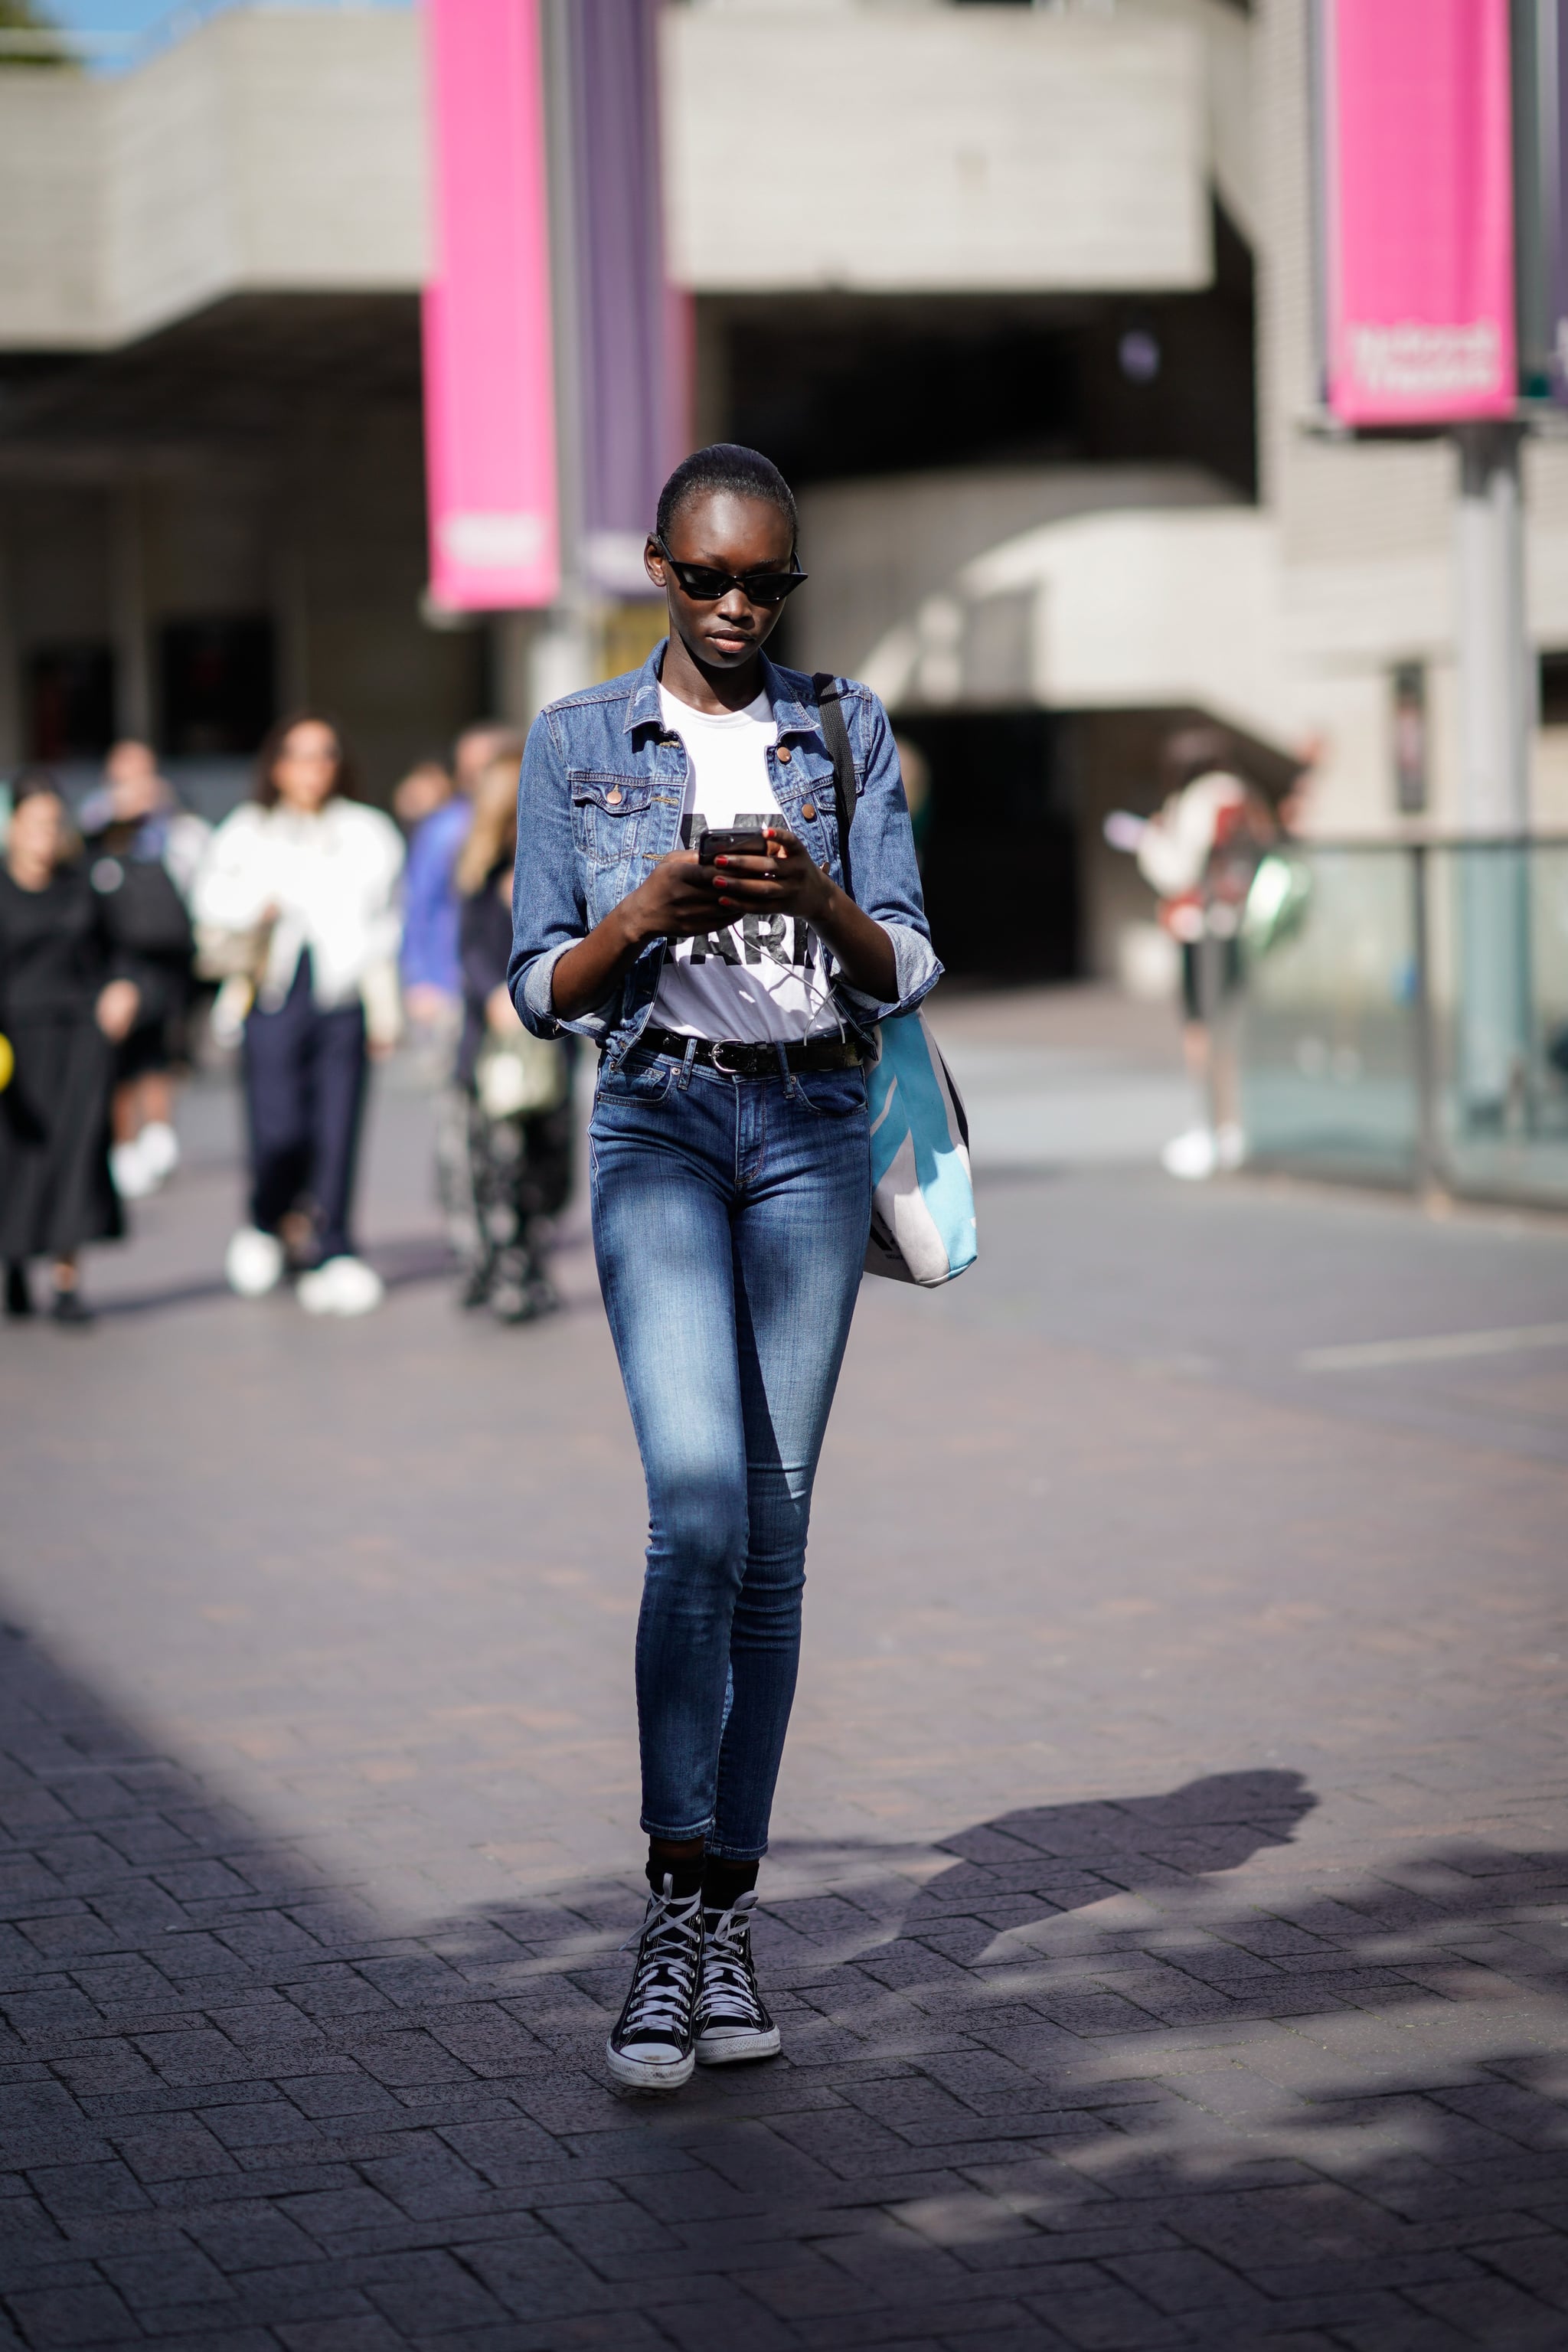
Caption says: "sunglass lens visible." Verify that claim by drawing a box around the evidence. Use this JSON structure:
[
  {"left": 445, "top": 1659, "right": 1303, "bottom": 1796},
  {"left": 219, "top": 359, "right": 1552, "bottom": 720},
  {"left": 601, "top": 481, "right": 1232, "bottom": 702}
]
[
  {"left": 671, "top": 564, "right": 727, "bottom": 598},
  {"left": 743, "top": 573, "right": 805, "bottom": 605}
]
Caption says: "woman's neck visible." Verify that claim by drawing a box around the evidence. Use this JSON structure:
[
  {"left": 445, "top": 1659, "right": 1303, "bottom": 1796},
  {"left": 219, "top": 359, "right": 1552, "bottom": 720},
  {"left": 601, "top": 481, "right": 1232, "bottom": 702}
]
[{"left": 660, "top": 632, "right": 765, "bottom": 716}]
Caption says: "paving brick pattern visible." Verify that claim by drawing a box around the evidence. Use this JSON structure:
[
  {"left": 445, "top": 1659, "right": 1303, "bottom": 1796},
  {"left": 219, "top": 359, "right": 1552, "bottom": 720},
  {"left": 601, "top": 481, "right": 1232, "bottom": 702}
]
[{"left": 2, "top": 1067, "right": 1568, "bottom": 2348}]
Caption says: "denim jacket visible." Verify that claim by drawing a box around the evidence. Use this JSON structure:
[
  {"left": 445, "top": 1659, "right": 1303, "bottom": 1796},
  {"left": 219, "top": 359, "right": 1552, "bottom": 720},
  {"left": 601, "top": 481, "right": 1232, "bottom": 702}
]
[{"left": 508, "top": 642, "right": 942, "bottom": 1066}]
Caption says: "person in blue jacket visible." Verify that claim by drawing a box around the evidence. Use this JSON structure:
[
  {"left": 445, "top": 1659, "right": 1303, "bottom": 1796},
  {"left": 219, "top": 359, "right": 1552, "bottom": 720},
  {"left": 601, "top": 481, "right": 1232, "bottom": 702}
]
[
  {"left": 400, "top": 724, "right": 521, "bottom": 1027},
  {"left": 510, "top": 445, "right": 939, "bottom": 2093}
]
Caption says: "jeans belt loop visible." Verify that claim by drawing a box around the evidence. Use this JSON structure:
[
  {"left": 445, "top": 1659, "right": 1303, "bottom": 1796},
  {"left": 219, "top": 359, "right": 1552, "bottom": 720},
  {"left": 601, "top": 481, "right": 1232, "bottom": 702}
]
[
  {"left": 678, "top": 1035, "right": 697, "bottom": 1091},
  {"left": 774, "top": 1039, "right": 795, "bottom": 1099}
]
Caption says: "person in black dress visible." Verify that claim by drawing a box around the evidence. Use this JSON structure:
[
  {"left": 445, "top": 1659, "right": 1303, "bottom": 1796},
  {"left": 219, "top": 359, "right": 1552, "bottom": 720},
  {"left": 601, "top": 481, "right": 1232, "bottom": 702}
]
[{"left": 0, "top": 773, "right": 145, "bottom": 1324}]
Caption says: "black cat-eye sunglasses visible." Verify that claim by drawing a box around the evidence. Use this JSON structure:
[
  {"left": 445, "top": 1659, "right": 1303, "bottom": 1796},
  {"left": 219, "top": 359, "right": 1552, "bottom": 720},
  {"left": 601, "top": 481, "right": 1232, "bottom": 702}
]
[{"left": 651, "top": 535, "right": 808, "bottom": 607}]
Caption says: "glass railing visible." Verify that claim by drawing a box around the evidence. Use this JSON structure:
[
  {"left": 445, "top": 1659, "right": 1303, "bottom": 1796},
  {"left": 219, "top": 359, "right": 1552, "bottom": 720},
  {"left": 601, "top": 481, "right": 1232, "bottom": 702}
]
[{"left": 1239, "top": 838, "right": 1568, "bottom": 1207}]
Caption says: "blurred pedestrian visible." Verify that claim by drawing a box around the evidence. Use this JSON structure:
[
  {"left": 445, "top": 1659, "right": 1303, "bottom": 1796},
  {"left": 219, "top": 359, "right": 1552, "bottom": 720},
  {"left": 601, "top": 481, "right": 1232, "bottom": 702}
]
[
  {"left": 443, "top": 751, "right": 573, "bottom": 1323},
  {"left": 0, "top": 771, "right": 146, "bottom": 1325},
  {"left": 1106, "top": 727, "right": 1278, "bottom": 1181},
  {"left": 512, "top": 444, "right": 939, "bottom": 2092},
  {"left": 194, "top": 714, "right": 403, "bottom": 1317},
  {"left": 391, "top": 758, "right": 453, "bottom": 835},
  {"left": 400, "top": 724, "right": 523, "bottom": 1034},
  {"left": 77, "top": 739, "right": 207, "bottom": 1201}
]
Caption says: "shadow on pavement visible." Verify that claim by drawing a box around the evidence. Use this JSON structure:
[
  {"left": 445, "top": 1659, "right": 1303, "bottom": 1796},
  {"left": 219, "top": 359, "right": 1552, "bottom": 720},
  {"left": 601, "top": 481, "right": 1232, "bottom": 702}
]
[{"left": 0, "top": 1625, "right": 1565, "bottom": 2348}]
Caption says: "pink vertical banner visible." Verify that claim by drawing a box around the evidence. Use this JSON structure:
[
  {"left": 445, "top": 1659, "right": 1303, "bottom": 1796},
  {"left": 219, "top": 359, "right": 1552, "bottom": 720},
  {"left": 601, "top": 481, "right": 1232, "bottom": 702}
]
[
  {"left": 1323, "top": 0, "right": 1516, "bottom": 426},
  {"left": 422, "top": 0, "right": 559, "bottom": 611}
]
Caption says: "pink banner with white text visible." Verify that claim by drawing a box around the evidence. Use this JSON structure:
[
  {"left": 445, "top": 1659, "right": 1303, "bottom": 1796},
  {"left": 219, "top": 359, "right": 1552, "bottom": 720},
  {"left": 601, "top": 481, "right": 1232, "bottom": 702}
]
[
  {"left": 1322, "top": 0, "right": 1516, "bottom": 426},
  {"left": 422, "top": 0, "right": 558, "bottom": 611}
]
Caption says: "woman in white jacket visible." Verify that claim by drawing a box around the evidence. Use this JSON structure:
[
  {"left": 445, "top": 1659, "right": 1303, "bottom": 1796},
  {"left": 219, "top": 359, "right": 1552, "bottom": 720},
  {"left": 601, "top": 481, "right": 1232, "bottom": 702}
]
[{"left": 195, "top": 714, "right": 404, "bottom": 1315}]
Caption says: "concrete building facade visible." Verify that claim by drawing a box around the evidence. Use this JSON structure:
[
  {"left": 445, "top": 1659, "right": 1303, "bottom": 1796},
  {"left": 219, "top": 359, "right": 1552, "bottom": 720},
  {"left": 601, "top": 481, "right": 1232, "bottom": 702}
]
[{"left": 1, "top": 0, "right": 1563, "bottom": 977}]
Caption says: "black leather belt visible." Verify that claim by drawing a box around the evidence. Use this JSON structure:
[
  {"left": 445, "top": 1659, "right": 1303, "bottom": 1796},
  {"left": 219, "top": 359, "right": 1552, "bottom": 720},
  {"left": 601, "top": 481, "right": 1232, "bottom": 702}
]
[{"left": 633, "top": 1025, "right": 864, "bottom": 1078}]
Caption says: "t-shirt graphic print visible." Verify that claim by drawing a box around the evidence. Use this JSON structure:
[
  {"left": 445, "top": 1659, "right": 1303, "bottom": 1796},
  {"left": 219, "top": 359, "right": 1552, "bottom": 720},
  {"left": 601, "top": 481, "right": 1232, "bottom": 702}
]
[{"left": 651, "top": 684, "right": 837, "bottom": 1042}]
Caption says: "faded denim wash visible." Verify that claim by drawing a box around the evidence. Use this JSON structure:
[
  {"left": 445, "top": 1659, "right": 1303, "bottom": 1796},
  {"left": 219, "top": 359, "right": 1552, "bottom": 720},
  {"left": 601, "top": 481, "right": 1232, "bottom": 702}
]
[{"left": 508, "top": 643, "right": 941, "bottom": 1060}]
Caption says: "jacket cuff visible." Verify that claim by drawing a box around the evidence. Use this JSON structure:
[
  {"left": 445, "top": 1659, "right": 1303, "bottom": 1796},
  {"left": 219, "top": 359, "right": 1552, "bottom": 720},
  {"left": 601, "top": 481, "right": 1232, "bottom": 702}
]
[
  {"left": 518, "top": 941, "right": 616, "bottom": 1040},
  {"left": 836, "top": 920, "right": 943, "bottom": 1025}
]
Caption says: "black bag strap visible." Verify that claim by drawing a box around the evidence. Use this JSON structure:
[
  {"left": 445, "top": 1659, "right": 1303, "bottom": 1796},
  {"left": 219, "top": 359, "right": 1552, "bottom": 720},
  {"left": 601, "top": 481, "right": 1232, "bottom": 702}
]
[{"left": 812, "top": 671, "right": 856, "bottom": 906}]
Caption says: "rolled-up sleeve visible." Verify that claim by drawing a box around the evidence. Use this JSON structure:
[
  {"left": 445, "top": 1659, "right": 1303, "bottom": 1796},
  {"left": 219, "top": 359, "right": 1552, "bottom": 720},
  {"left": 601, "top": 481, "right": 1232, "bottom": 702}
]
[
  {"left": 508, "top": 710, "right": 615, "bottom": 1040},
  {"left": 834, "top": 689, "right": 942, "bottom": 1025}
]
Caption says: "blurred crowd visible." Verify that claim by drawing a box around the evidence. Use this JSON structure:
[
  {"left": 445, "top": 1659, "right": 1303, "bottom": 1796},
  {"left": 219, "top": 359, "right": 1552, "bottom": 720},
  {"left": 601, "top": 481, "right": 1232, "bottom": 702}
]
[
  {"left": 0, "top": 717, "right": 573, "bottom": 1328},
  {"left": 0, "top": 711, "right": 1305, "bottom": 1329}
]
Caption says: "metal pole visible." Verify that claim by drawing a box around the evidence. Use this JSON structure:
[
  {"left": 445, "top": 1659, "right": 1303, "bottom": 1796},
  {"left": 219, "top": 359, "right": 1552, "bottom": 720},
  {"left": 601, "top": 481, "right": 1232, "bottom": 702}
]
[
  {"left": 1453, "top": 421, "right": 1534, "bottom": 1128},
  {"left": 1410, "top": 841, "right": 1440, "bottom": 1193}
]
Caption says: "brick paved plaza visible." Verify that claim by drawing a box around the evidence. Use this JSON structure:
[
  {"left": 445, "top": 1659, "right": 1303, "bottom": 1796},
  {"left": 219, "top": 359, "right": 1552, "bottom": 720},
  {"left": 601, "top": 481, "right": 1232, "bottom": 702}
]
[{"left": 5, "top": 996, "right": 1568, "bottom": 2351}]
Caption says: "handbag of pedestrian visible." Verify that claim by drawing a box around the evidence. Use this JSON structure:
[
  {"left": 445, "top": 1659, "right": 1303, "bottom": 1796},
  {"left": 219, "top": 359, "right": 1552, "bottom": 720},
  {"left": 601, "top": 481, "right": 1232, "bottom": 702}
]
[
  {"left": 814, "top": 676, "right": 976, "bottom": 1287},
  {"left": 472, "top": 1027, "right": 570, "bottom": 1122}
]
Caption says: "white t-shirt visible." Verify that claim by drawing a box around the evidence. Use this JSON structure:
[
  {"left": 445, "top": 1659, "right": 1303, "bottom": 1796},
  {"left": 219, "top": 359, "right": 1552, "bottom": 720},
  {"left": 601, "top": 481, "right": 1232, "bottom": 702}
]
[{"left": 651, "top": 685, "right": 836, "bottom": 1041}]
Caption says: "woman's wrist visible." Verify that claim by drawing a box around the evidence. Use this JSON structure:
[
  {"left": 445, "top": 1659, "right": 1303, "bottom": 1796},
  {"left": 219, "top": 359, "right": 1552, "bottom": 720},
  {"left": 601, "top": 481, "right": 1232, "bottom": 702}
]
[{"left": 612, "top": 888, "right": 658, "bottom": 955}]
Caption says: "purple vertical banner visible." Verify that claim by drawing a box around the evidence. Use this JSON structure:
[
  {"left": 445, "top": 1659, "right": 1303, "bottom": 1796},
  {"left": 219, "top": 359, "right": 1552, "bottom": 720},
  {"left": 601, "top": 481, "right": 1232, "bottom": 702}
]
[{"left": 567, "top": 0, "right": 688, "bottom": 597}]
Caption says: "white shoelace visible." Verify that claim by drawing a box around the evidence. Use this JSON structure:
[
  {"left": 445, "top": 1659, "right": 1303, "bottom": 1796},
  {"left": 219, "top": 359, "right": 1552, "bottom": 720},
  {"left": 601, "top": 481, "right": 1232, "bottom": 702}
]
[
  {"left": 617, "top": 1886, "right": 703, "bottom": 2044},
  {"left": 699, "top": 1896, "right": 765, "bottom": 2027}
]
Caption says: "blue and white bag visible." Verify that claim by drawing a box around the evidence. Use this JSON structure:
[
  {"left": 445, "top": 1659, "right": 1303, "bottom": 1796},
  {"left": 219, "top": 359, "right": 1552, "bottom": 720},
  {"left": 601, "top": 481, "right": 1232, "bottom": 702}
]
[{"left": 815, "top": 678, "right": 978, "bottom": 1288}]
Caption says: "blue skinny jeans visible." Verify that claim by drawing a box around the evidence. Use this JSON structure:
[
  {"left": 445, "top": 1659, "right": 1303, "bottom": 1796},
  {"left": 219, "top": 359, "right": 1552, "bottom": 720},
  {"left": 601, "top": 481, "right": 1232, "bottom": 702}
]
[{"left": 589, "top": 1047, "right": 871, "bottom": 1860}]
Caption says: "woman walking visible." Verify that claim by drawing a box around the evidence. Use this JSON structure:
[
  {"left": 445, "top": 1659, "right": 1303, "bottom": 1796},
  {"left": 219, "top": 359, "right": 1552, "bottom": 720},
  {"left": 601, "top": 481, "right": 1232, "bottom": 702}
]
[
  {"left": 445, "top": 750, "right": 573, "bottom": 1323},
  {"left": 511, "top": 445, "right": 939, "bottom": 2089},
  {"left": 195, "top": 714, "right": 403, "bottom": 1317},
  {"left": 0, "top": 772, "right": 145, "bottom": 1324}
]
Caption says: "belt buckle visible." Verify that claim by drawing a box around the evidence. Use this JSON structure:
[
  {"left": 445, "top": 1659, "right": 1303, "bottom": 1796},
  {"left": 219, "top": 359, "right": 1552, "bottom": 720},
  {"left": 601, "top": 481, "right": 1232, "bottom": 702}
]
[{"left": 709, "top": 1040, "right": 748, "bottom": 1075}]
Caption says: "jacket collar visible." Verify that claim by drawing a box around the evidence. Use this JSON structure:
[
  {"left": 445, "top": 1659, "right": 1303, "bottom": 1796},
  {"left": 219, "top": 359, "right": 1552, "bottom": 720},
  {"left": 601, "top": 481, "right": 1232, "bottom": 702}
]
[{"left": 622, "top": 639, "right": 820, "bottom": 741}]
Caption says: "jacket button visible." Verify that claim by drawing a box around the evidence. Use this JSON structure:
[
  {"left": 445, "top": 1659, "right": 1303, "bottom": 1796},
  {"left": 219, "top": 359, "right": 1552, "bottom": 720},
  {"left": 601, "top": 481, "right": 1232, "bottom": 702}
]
[
  {"left": 606, "top": 786, "right": 622, "bottom": 804},
  {"left": 776, "top": 745, "right": 792, "bottom": 764},
  {"left": 801, "top": 802, "right": 817, "bottom": 821}
]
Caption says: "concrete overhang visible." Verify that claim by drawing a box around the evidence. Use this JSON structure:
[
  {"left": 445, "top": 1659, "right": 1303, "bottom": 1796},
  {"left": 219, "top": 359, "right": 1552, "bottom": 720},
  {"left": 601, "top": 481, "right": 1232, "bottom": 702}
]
[
  {"left": 0, "top": 1, "right": 1245, "bottom": 355},
  {"left": 0, "top": 10, "right": 427, "bottom": 351},
  {"left": 664, "top": 5, "right": 1213, "bottom": 294}
]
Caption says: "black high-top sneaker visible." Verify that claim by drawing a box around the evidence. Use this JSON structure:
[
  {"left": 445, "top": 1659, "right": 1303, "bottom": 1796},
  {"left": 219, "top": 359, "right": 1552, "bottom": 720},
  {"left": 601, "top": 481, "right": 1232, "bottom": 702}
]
[
  {"left": 694, "top": 1890, "right": 780, "bottom": 2066},
  {"left": 606, "top": 1877, "right": 704, "bottom": 2091}
]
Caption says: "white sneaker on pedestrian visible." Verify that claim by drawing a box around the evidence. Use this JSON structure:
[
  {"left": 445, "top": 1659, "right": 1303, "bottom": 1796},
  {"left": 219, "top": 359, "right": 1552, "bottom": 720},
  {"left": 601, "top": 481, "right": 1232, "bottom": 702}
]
[
  {"left": 296, "top": 1255, "right": 384, "bottom": 1317},
  {"left": 225, "top": 1226, "right": 284, "bottom": 1297},
  {"left": 1161, "top": 1125, "right": 1218, "bottom": 1181},
  {"left": 137, "top": 1121, "right": 180, "bottom": 1182},
  {"left": 109, "top": 1138, "right": 158, "bottom": 1200},
  {"left": 1215, "top": 1122, "right": 1246, "bottom": 1172}
]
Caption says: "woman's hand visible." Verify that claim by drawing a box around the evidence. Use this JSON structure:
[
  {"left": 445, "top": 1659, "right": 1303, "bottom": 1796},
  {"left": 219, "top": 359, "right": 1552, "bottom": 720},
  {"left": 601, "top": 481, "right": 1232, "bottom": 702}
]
[
  {"left": 717, "top": 829, "right": 897, "bottom": 1003},
  {"left": 709, "top": 828, "right": 829, "bottom": 923},
  {"left": 550, "top": 826, "right": 896, "bottom": 1019},
  {"left": 485, "top": 983, "right": 523, "bottom": 1034},
  {"left": 95, "top": 980, "right": 140, "bottom": 1043},
  {"left": 620, "top": 850, "right": 729, "bottom": 943}
]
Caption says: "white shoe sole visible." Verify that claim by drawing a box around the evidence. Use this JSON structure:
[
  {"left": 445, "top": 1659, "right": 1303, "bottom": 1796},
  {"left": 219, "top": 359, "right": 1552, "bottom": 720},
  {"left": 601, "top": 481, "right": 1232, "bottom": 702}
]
[
  {"left": 605, "top": 2039, "right": 694, "bottom": 2092},
  {"left": 694, "top": 2025, "right": 782, "bottom": 2066}
]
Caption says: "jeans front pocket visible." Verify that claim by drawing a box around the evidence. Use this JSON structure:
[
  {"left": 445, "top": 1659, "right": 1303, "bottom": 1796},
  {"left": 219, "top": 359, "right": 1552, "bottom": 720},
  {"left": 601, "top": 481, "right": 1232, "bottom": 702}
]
[
  {"left": 792, "top": 1067, "right": 868, "bottom": 1120},
  {"left": 593, "top": 1053, "right": 676, "bottom": 1113}
]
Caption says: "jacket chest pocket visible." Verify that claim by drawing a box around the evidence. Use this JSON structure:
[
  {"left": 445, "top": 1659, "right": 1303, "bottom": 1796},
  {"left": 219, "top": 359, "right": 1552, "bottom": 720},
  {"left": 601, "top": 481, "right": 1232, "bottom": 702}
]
[{"left": 569, "top": 772, "right": 652, "bottom": 871}]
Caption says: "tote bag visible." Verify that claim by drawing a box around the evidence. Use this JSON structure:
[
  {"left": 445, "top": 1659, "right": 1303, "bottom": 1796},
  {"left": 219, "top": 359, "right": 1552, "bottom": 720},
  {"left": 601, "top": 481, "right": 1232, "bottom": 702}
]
[{"left": 814, "top": 677, "right": 977, "bottom": 1288}]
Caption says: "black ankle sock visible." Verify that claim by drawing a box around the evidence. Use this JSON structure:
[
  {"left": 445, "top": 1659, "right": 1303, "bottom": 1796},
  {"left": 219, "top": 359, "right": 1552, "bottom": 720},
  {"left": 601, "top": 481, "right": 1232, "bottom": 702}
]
[
  {"left": 646, "top": 1847, "right": 704, "bottom": 1900},
  {"left": 702, "top": 1856, "right": 759, "bottom": 1913}
]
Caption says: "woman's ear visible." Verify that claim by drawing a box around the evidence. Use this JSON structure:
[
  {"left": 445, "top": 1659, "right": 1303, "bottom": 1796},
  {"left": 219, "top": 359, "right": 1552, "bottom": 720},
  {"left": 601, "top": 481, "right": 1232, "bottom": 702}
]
[{"left": 643, "top": 537, "right": 665, "bottom": 593}]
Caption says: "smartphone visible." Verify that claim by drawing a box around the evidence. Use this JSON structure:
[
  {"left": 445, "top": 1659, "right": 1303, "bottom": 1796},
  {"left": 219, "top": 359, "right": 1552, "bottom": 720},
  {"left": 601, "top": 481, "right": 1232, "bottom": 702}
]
[{"left": 697, "top": 817, "right": 773, "bottom": 864}]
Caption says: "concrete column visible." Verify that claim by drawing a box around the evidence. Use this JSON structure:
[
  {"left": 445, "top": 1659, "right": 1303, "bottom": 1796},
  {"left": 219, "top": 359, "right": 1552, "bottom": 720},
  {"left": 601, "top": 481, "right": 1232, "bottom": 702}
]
[
  {"left": 537, "top": 0, "right": 596, "bottom": 703},
  {"left": 109, "top": 480, "right": 153, "bottom": 743},
  {"left": 0, "top": 499, "right": 19, "bottom": 769},
  {"left": 1453, "top": 423, "right": 1533, "bottom": 1125}
]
